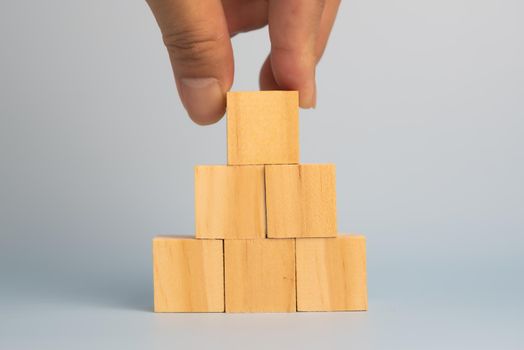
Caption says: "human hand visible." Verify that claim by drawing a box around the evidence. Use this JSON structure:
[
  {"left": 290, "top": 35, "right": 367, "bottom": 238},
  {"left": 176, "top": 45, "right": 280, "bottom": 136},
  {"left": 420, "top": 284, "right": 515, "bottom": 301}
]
[{"left": 146, "top": 0, "right": 341, "bottom": 125}]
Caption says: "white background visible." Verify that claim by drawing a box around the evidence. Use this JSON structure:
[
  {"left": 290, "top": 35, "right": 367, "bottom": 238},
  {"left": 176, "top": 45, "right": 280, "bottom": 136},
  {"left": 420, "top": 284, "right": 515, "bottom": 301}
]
[{"left": 1, "top": 0, "right": 523, "bottom": 348}]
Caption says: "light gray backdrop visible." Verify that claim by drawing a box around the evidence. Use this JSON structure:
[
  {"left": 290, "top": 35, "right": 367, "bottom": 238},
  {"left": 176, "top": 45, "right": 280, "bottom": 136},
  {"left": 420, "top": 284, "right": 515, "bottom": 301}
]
[{"left": 1, "top": 0, "right": 523, "bottom": 349}]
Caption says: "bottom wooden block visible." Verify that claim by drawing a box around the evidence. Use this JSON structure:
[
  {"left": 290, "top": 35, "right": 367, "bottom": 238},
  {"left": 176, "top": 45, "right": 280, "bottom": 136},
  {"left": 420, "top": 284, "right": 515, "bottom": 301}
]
[
  {"left": 153, "top": 236, "right": 224, "bottom": 312},
  {"left": 296, "top": 235, "right": 368, "bottom": 311},
  {"left": 225, "top": 239, "right": 296, "bottom": 312}
]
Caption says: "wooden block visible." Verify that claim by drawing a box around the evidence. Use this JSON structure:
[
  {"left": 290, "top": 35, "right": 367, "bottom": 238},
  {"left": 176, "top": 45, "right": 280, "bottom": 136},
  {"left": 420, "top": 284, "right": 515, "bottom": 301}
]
[
  {"left": 195, "top": 165, "right": 265, "bottom": 239},
  {"left": 153, "top": 236, "right": 224, "bottom": 312},
  {"left": 224, "top": 239, "right": 296, "bottom": 312},
  {"left": 296, "top": 235, "right": 367, "bottom": 311},
  {"left": 227, "top": 91, "right": 299, "bottom": 165},
  {"left": 265, "top": 164, "right": 337, "bottom": 238}
]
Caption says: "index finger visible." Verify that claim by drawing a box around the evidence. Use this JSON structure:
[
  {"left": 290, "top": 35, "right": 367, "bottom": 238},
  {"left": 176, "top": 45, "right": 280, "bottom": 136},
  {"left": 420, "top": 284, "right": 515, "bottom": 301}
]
[{"left": 268, "top": 0, "right": 325, "bottom": 108}]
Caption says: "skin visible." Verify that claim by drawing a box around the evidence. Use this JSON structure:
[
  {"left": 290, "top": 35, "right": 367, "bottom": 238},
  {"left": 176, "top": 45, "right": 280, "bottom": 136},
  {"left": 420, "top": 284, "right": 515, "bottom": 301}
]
[{"left": 146, "top": 0, "right": 341, "bottom": 125}]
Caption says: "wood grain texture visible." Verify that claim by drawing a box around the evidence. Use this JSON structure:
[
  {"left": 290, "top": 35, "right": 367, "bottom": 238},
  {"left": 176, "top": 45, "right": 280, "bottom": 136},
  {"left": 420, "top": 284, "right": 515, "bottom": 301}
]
[
  {"left": 227, "top": 91, "right": 299, "bottom": 165},
  {"left": 225, "top": 239, "right": 296, "bottom": 312},
  {"left": 265, "top": 164, "right": 337, "bottom": 238},
  {"left": 153, "top": 236, "right": 224, "bottom": 313},
  {"left": 195, "top": 165, "right": 266, "bottom": 239},
  {"left": 296, "top": 235, "right": 367, "bottom": 311}
]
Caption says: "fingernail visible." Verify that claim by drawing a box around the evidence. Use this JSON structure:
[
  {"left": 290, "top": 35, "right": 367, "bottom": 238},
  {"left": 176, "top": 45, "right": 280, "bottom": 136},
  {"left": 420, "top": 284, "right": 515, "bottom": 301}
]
[
  {"left": 311, "top": 82, "right": 317, "bottom": 109},
  {"left": 179, "top": 78, "right": 225, "bottom": 125}
]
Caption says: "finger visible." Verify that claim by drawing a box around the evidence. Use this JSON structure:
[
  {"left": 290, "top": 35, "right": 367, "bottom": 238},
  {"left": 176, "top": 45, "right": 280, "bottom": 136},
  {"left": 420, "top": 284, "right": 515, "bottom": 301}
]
[
  {"left": 315, "top": 0, "right": 341, "bottom": 61},
  {"left": 259, "top": 55, "right": 279, "bottom": 90},
  {"left": 222, "top": 0, "right": 268, "bottom": 36},
  {"left": 146, "top": 0, "right": 233, "bottom": 125},
  {"left": 268, "top": 0, "right": 325, "bottom": 108},
  {"left": 260, "top": 0, "right": 340, "bottom": 95}
]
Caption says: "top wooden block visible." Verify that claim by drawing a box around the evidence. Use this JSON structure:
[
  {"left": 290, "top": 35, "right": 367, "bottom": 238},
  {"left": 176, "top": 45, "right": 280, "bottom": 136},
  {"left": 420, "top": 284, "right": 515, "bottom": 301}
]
[{"left": 227, "top": 91, "right": 299, "bottom": 165}]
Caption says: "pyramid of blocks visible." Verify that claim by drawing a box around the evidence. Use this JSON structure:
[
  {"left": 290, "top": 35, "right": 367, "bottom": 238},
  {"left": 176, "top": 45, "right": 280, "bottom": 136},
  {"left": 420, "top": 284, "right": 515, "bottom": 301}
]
[{"left": 152, "top": 91, "right": 368, "bottom": 313}]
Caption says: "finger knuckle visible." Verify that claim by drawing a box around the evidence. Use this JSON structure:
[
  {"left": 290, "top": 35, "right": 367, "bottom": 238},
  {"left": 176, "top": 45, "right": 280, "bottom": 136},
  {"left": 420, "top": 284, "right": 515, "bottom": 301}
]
[{"left": 163, "top": 26, "right": 224, "bottom": 65}]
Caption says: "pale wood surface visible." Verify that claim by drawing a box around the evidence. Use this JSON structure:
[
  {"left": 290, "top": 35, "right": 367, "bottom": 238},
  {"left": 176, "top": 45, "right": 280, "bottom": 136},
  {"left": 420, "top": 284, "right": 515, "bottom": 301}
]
[
  {"left": 227, "top": 91, "right": 299, "bottom": 165},
  {"left": 153, "top": 236, "right": 224, "bottom": 312},
  {"left": 224, "top": 239, "right": 296, "bottom": 312},
  {"left": 265, "top": 164, "right": 337, "bottom": 238},
  {"left": 296, "top": 235, "right": 367, "bottom": 311},
  {"left": 195, "top": 165, "right": 266, "bottom": 239}
]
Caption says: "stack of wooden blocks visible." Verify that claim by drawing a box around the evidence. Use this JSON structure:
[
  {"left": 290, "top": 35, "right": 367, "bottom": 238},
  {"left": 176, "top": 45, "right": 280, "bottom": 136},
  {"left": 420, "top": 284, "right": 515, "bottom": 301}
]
[{"left": 153, "top": 91, "right": 368, "bottom": 313}]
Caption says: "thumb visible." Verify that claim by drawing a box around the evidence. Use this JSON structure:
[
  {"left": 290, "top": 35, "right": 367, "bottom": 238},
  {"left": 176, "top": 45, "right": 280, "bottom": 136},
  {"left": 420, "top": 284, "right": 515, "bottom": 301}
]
[{"left": 147, "top": 0, "right": 234, "bottom": 125}]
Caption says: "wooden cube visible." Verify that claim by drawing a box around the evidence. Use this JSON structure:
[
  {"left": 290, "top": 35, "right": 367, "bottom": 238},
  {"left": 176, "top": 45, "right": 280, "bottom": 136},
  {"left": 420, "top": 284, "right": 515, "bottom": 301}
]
[
  {"left": 265, "top": 164, "right": 337, "bottom": 238},
  {"left": 153, "top": 236, "right": 224, "bottom": 312},
  {"left": 224, "top": 239, "right": 296, "bottom": 312},
  {"left": 296, "top": 235, "right": 367, "bottom": 311},
  {"left": 195, "top": 165, "right": 266, "bottom": 239},
  {"left": 227, "top": 91, "right": 299, "bottom": 165}
]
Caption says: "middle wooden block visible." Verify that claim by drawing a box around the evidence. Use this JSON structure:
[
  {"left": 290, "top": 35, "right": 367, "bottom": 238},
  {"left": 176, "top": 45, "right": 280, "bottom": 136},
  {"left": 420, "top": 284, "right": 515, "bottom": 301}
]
[
  {"left": 265, "top": 164, "right": 338, "bottom": 238},
  {"left": 195, "top": 165, "right": 266, "bottom": 239},
  {"left": 224, "top": 239, "right": 296, "bottom": 312}
]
